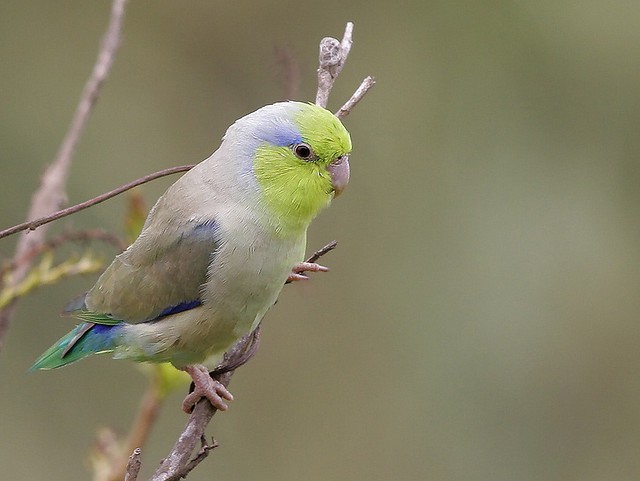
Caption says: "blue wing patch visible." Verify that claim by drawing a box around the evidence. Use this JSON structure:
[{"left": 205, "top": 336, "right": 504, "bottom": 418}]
[
  {"left": 155, "top": 299, "right": 202, "bottom": 319},
  {"left": 192, "top": 218, "right": 218, "bottom": 236}
]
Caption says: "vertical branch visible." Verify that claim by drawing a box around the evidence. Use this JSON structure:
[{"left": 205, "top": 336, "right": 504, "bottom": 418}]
[
  {"left": 315, "top": 22, "right": 375, "bottom": 118},
  {"left": 0, "top": 0, "right": 129, "bottom": 349},
  {"left": 315, "top": 22, "right": 354, "bottom": 108}
]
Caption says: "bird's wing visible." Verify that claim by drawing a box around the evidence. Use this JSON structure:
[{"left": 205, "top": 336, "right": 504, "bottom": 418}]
[{"left": 77, "top": 218, "right": 220, "bottom": 324}]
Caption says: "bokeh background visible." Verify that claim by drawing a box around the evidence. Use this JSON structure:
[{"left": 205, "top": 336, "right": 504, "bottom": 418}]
[{"left": 2, "top": 1, "right": 640, "bottom": 480}]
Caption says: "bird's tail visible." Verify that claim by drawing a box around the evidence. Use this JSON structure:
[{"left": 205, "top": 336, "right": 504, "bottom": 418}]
[{"left": 31, "top": 322, "right": 121, "bottom": 370}]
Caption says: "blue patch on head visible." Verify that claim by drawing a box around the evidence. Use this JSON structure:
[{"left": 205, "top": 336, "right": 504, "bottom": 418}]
[{"left": 255, "top": 117, "right": 302, "bottom": 147}]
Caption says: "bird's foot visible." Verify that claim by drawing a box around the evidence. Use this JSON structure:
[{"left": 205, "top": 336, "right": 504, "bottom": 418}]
[
  {"left": 181, "top": 364, "right": 233, "bottom": 414},
  {"left": 287, "top": 262, "right": 329, "bottom": 282}
]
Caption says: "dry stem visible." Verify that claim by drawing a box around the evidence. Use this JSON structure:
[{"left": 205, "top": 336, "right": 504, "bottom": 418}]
[
  {"left": 0, "top": 0, "right": 129, "bottom": 349},
  {"left": 335, "top": 76, "right": 376, "bottom": 119},
  {"left": 0, "top": 165, "right": 193, "bottom": 241},
  {"left": 315, "top": 22, "right": 354, "bottom": 108}
]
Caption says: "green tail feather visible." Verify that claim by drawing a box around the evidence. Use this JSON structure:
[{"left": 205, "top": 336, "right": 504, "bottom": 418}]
[{"left": 31, "top": 322, "right": 121, "bottom": 370}]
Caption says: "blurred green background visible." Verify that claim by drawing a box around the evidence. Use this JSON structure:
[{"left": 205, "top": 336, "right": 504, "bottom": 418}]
[{"left": 2, "top": 1, "right": 640, "bottom": 480}]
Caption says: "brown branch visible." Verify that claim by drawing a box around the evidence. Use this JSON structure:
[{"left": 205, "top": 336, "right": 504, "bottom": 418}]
[
  {"left": 164, "top": 436, "right": 218, "bottom": 481},
  {"left": 0, "top": 0, "right": 129, "bottom": 350},
  {"left": 0, "top": 165, "right": 194, "bottom": 241},
  {"left": 335, "top": 76, "right": 376, "bottom": 120},
  {"left": 306, "top": 239, "right": 338, "bottom": 263}
]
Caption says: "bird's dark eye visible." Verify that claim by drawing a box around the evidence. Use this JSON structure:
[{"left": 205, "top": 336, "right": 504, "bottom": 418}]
[{"left": 292, "top": 143, "right": 314, "bottom": 161}]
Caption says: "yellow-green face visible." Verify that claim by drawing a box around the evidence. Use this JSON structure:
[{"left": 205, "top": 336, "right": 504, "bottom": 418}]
[{"left": 253, "top": 103, "right": 352, "bottom": 234}]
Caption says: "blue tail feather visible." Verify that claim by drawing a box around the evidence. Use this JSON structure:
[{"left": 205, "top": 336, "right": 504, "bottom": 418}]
[{"left": 31, "top": 322, "right": 122, "bottom": 370}]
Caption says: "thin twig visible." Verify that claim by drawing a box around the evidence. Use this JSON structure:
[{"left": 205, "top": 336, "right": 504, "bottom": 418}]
[
  {"left": 0, "top": 165, "right": 194, "bottom": 241},
  {"left": 335, "top": 76, "right": 376, "bottom": 120},
  {"left": 306, "top": 240, "right": 338, "bottom": 263},
  {"left": 284, "top": 240, "right": 338, "bottom": 284},
  {"left": 0, "top": 0, "right": 129, "bottom": 349},
  {"left": 315, "top": 22, "right": 354, "bottom": 108}
]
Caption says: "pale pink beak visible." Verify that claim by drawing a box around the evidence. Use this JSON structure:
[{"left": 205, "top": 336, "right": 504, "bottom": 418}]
[{"left": 327, "top": 154, "right": 350, "bottom": 197}]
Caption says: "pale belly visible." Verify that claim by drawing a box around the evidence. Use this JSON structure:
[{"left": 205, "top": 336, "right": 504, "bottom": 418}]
[{"left": 118, "top": 229, "right": 306, "bottom": 368}]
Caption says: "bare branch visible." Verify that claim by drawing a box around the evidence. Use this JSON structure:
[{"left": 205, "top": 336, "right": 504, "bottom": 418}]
[
  {"left": 315, "top": 22, "right": 354, "bottom": 108},
  {"left": 124, "top": 448, "right": 142, "bottom": 481},
  {"left": 306, "top": 240, "right": 338, "bottom": 263},
  {"left": 0, "top": 165, "right": 194, "bottom": 241},
  {"left": 164, "top": 436, "right": 218, "bottom": 481},
  {"left": 0, "top": 0, "right": 129, "bottom": 349},
  {"left": 149, "top": 370, "right": 233, "bottom": 481},
  {"left": 335, "top": 76, "right": 376, "bottom": 120}
]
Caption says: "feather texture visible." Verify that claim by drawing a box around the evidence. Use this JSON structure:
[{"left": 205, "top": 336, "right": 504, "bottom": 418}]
[{"left": 33, "top": 102, "right": 352, "bottom": 371}]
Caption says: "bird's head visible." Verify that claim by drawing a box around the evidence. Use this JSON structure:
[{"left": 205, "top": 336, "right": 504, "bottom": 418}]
[{"left": 229, "top": 102, "right": 352, "bottom": 234}]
